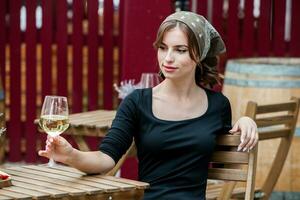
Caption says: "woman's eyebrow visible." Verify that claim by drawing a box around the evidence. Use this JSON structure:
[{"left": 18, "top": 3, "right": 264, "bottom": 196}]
[
  {"left": 161, "top": 42, "right": 188, "bottom": 48},
  {"left": 174, "top": 45, "right": 188, "bottom": 48}
]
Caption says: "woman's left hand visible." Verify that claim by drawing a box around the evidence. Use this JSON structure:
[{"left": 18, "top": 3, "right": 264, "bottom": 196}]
[{"left": 229, "top": 116, "right": 258, "bottom": 152}]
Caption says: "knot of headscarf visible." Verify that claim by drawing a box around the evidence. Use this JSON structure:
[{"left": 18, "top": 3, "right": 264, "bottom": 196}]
[{"left": 161, "top": 11, "right": 226, "bottom": 61}]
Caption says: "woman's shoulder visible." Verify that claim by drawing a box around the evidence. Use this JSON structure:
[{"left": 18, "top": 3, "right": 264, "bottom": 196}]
[
  {"left": 123, "top": 88, "right": 152, "bottom": 103},
  {"left": 203, "top": 87, "right": 229, "bottom": 102}
]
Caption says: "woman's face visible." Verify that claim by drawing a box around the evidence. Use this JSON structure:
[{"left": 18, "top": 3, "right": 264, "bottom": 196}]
[{"left": 157, "top": 26, "right": 197, "bottom": 82}]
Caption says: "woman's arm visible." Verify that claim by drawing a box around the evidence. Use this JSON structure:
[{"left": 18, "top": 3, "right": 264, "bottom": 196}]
[
  {"left": 66, "top": 149, "right": 115, "bottom": 174},
  {"left": 221, "top": 95, "right": 258, "bottom": 152}
]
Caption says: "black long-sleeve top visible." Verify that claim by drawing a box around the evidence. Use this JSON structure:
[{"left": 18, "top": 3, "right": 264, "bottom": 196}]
[{"left": 99, "top": 87, "right": 232, "bottom": 200}]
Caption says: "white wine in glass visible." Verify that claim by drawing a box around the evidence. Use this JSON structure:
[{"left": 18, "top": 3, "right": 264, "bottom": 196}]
[{"left": 40, "top": 95, "right": 69, "bottom": 167}]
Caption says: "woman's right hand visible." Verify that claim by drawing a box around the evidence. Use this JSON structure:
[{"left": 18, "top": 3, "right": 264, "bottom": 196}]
[{"left": 38, "top": 136, "right": 74, "bottom": 164}]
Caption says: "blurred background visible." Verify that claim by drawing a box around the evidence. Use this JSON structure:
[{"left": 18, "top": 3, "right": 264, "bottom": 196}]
[{"left": 0, "top": 0, "right": 300, "bottom": 199}]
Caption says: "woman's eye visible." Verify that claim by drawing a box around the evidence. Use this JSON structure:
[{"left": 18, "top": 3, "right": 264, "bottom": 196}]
[
  {"left": 158, "top": 45, "right": 166, "bottom": 50},
  {"left": 177, "top": 49, "right": 187, "bottom": 53}
]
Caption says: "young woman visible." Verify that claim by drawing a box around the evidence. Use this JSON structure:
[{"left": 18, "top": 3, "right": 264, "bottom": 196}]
[{"left": 39, "top": 11, "right": 258, "bottom": 199}]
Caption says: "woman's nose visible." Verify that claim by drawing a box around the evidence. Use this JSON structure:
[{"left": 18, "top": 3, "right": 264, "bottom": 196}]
[{"left": 164, "top": 50, "right": 174, "bottom": 63}]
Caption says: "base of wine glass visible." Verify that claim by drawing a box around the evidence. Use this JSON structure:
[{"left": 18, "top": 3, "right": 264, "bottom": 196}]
[{"left": 47, "top": 158, "right": 58, "bottom": 167}]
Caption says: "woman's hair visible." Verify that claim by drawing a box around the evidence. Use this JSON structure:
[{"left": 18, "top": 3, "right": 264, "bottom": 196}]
[{"left": 153, "top": 20, "right": 221, "bottom": 88}]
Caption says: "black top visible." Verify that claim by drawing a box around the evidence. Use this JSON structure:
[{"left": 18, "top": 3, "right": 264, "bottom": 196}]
[{"left": 99, "top": 87, "right": 232, "bottom": 200}]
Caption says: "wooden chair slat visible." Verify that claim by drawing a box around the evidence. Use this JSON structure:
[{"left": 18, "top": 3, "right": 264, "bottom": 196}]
[
  {"left": 205, "top": 104, "right": 260, "bottom": 199},
  {"left": 208, "top": 168, "right": 248, "bottom": 181},
  {"left": 256, "top": 102, "right": 296, "bottom": 114},
  {"left": 210, "top": 151, "right": 249, "bottom": 164},
  {"left": 256, "top": 114, "right": 294, "bottom": 127},
  {"left": 215, "top": 134, "right": 241, "bottom": 146},
  {"left": 259, "top": 127, "right": 291, "bottom": 140}
]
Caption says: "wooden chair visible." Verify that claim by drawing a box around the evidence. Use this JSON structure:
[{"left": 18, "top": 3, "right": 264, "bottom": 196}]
[
  {"left": 206, "top": 134, "right": 258, "bottom": 200},
  {"left": 231, "top": 97, "right": 300, "bottom": 199}
]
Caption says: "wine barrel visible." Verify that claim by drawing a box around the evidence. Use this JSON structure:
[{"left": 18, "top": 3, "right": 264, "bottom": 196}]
[
  {"left": 222, "top": 57, "right": 300, "bottom": 192},
  {"left": 0, "top": 76, "right": 5, "bottom": 163}
]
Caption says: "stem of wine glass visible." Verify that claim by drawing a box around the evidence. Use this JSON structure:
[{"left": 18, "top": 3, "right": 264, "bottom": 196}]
[{"left": 47, "top": 135, "right": 58, "bottom": 167}]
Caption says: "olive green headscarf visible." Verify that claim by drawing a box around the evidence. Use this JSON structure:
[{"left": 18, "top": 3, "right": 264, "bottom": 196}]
[{"left": 161, "top": 11, "right": 226, "bottom": 61}]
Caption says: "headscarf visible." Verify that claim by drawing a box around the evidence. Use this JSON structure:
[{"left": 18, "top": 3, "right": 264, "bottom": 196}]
[{"left": 161, "top": 11, "right": 226, "bottom": 61}]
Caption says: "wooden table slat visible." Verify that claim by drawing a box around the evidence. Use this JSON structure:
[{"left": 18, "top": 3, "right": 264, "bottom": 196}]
[
  {"left": 46, "top": 164, "right": 85, "bottom": 175},
  {"left": 101, "top": 176, "right": 150, "bottom": 189},
  {"left": 4, "top": 186, "right": 50, "bottom": 199},
  {"left": 3, "top": 168, "right": 102, "bottom": 194},
  {"left": 24, "top": 166, "right": 135, "bottom": 191},
  {"left": 0, "top": 187, "right": 32, "bottom": 200},
  {"left": 7, "top": 167, "right": 120, "bottom": 192},
  {"left": 12, "top": 178, "right": 70, "bottom": 198},
  {"left": 0, "top": 196, "right": 13, "bottom": 200}
]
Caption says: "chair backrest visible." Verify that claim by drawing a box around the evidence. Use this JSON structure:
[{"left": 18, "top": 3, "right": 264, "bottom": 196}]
[
  {"left": 245, "top": 97, "right": 300, "bottom": 199},
  {"left": 207, "top": 134, "right": 258, "bottom": 200}
]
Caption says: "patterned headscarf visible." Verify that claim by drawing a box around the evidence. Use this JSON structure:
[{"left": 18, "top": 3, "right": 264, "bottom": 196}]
[{"left": 161, "top": 11, "right": 226, "bottom": 61}]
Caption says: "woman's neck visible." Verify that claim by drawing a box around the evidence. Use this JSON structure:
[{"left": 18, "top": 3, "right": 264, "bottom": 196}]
[{"left": 154, "top": 78, "right": 200, "bottom": 100}]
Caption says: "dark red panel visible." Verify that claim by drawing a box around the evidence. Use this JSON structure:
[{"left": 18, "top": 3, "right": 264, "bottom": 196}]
[
  {"left": 41, "top": 0, "right": 53, "bottom": 96},
  {"left": 197, "top": 0, "right": 208, "bottom": 17},
  {"left": 72, "top": 0, "right": 84, "bottom": 112},
  {"left": 121, "top": 0, "right": 172, "bottom": 81},
  {"left": 0, "top": 0, "right": 6, "bottom": 86},
  {"left": 257, "top": 0, "right": 271, "bottom": 56},
  {"left": 103, "top": 0, "right": 114, "bottom": 109},
  {"left": 25, "top": 0, "right": 37, "bottom": 162},
  {"left": 226, "top": 0, "right": 239, "bottom": 58},
  {"left": 8, "top": 0, "right": 22, "bottom": 161},
  {"left": 118, "top": 0, "right": 124, "bottom": 83},
  {"left": 290, "top": 0, "right": 300, "bottom": 56},
  {"left": 40, "top": 0, "right": 53, "bottom": 162},
  {"left": 241, "top": 0, "right": 255, "bottom": 57},
  {"left": 212, "top": 0, "right": 225, "bottom": 41},
  {"left": 87, "top": 0, "right": 99, "bottom": 110},
  {"left": 272, "top": 0, "right": 286, "bottom": 56},
  {"left": 56, "top": 0, "right": 68, "bottom": 96}
]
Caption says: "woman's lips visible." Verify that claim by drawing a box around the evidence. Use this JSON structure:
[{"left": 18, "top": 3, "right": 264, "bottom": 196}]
[{"left": 163, "top": 65, "right": 177, "bottom": 72}]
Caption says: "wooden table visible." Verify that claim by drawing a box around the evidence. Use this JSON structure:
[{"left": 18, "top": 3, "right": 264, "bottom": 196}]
[
  {"left": 65, "top": 110, "right": 116, "bottom": 151},
  {"left": 0, "top": 165, "right": 149, "bottom": 200},
  {"left": 36, "top": 110, "right": 117, "bottom": 151}
]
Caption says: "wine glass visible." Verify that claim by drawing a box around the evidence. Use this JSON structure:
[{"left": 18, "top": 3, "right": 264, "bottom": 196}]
[
  {"left": 139, "top": 73, "right": 160, "bottom": 88},
  {"left": 39, "top": 96, "right": 69, "bottom": 167}
]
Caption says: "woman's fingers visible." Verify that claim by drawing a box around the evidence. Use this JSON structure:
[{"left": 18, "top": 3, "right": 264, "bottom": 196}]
[
  {"left": 238, "top": 126, "right": 258, "bottom": 152},
  {"left": 38, "top": 150, "right": 50, "bottom": 158}
]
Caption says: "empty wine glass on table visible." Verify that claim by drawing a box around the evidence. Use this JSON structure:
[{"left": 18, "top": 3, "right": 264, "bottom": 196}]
[{"left": 39, "top": 95, "right": 69, "bottom": 167}]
